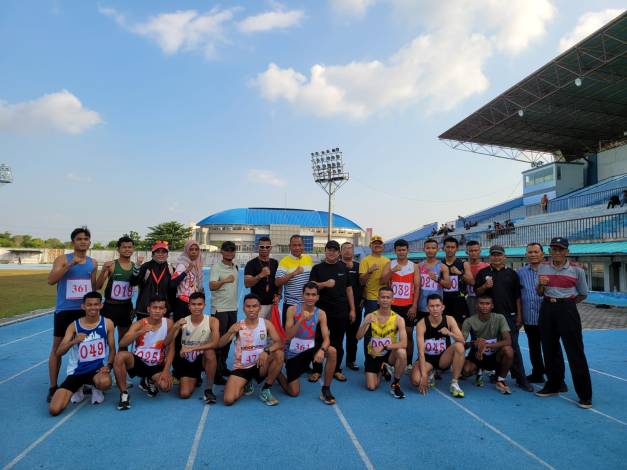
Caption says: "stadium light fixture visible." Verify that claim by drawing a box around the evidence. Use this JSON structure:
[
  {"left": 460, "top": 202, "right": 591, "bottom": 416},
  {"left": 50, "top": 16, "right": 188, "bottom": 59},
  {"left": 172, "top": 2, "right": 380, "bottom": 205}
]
[
  {"left": 0, "top": 164, "right": 13, "bottom": 186},
  {"left": 574, "top": 77, "right": 582, "bottom": 87},
  {"left": 310, "top": 147, "right": 350, "bottom": 241},
  {"left": 517, "top": 109, "right": 524, "bottom": 117}
]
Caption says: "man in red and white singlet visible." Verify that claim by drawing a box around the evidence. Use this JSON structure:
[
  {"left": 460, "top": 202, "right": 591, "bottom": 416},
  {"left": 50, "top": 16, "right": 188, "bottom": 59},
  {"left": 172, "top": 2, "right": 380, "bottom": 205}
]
[{"left": 219, "top": 294, "right": 284, "bottom": 406}]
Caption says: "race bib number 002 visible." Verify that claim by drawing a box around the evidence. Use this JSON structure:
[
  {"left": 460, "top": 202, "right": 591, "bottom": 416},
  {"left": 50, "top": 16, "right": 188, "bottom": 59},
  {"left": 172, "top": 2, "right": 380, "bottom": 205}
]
[
  {"left": 111, "top": 280, "right": 133, "bottom": 300},
  {"left": 289, "top": 337, "right": 314, "bottom": 354},
  {"left": 78, "top": 338, "right": 106, "bottom": 361},
  {"left": 66, "top": 279, "right": 91, "bottom": 300},
  {"left": 370, "top": 337, "right": 392, "bottom": 356}
]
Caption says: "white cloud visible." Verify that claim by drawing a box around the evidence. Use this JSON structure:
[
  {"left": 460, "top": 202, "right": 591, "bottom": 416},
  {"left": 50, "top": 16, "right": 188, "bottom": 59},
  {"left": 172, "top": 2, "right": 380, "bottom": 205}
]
[
  {"left": 247, "top": 169, "right": 287, "bottom": 187},
  {"left": 100, "top": 6, "right": 235, "bottom": 59},
  {"left": 329, "top": 0, "right": 377, "bottom": 18},
  {"left": 238, "top": 9, "right": 304, "bottom": 33},
  {"left": 65, "top": 173, "right": 93, "bottom": 183},
  {"left": 558, "top": 9, "right": 623, "bottom": 52},
  {"left": 255, "top": 0, "right": 556, "bottom": 119},
  {"left": 0, "top": 90, "right": 102, "bottom": 134}
]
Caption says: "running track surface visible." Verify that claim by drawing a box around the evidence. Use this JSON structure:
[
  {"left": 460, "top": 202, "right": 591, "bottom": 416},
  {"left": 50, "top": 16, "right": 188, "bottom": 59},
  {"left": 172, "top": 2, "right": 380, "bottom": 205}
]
[{"left": 1, "top": 276, "right": 626, "bottom": 469}]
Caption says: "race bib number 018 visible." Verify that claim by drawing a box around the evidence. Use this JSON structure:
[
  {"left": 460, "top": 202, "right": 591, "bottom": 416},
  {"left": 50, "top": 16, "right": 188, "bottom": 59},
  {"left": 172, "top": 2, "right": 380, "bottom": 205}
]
[
  {"left": 420, "top": 273, "right": 438, "bottom": 291},
  {"left": 370, "top": 337, "right": 392, "bottom": 356},
  {"left": 241, "top": 348, "right": 263, "bottom": 366},
  {"left": 136, "top": 347, "right": 161, "bottom": 365},
  {"left": 424, "top": 338, "right": 447, "bottom": 355},
  {"left": 66, "top": 279, "right": 91, "bottom": 300},
  {"left": 392, "top": 281, "right": 412, "bottom": 300},
  {"left": 111, "top": 280, "right": 133, "bottom": 300},
  {"left": 289, "top": 337, "right": 314, "bottom": 354},
  {"left": 78, "top": 338, "right": 106, "bottom": 361}
]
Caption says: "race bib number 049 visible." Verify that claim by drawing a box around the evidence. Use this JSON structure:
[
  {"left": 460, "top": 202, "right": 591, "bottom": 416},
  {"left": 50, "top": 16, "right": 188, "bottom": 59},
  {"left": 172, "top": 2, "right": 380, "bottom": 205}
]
[
  {"left": 78, "top": 338, "right": 106, "bottom": 361},
  {"left": 443, "top": 275, "right": 459, "bottom": 293}
]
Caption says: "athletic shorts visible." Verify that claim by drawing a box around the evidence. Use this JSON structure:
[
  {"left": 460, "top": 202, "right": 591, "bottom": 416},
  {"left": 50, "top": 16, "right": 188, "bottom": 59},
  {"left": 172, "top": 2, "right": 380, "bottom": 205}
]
[
  {"left": 365, "top": 351, "right": 392, "bottom": 374},
  {"left": 423, "top": 353, "right": 450, "bottom": 371},
  {"left": 393, "top": 305, "right": 418, "bottom": 327},
  {"left": 59, "top": 369, "right": 99, "bottom": 393},
  {"left": 128, "top": 355, "right": 164, "bottom": 379},
  {"left": 416, "top": 312, "right": 429, "bottom": 324},
  {"left": 443, "top": 296, "right": 469, "bottom": 326},
  {"left": 467, "top": 348, "right": 498, "bottom": 371},
  {"left": 173, "top": 355, "right": 204, "bottom": 380},
  {"left": 231, "top": 365, "right": 265, "bottom": 384},
  {"left": 54, "top": 310, "right": 85, "bottom": 337},
  {"left": 286, "top": 347, "right": 317, "bottom": 383},
  {"left": 102, "top": 301, "right": 133, "bottom": 328}
]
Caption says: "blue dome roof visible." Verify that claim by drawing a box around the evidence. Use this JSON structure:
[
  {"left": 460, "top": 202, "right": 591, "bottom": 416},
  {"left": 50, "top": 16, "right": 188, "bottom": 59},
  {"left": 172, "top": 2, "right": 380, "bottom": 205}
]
[{"left": 197, "top": 208, "right": 362, "bottom": 230}]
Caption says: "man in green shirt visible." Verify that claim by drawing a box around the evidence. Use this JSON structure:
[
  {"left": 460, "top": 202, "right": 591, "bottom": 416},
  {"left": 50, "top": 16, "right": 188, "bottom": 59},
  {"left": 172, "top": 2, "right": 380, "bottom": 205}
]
[{"left": 462, "top": 295, "right": 514, "bottom": 394}]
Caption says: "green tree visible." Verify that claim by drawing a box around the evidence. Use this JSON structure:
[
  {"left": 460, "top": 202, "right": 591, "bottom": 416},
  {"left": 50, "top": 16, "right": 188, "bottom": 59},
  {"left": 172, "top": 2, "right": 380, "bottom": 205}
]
[
  {"left": 0, "top": 232, "right": 15, "bottom": 247},
  {"left": 145, "top": 221, "right": 191, "bottom": 251},
  {"left": 107, "top": 240, "right": 118, "bottom": 249},
  {"left": 92, "top": 242, "right": 105, "bottom": 249},
  {"left": 45, "top": 238, "right": 65, "bottom": 249}
]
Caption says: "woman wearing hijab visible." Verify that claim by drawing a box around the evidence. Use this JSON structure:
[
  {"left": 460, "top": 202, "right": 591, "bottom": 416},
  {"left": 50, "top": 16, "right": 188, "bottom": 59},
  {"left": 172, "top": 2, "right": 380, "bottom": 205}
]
[
  {"left": 172, "top": 240, "right": 204, "bottom": 321},
  {"left": 131, "top": 241, "right": 185, "bottom": 319}
]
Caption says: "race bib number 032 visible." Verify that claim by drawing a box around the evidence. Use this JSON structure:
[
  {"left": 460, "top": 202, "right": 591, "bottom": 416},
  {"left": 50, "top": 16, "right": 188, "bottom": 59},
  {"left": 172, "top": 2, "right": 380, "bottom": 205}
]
[{"left": 392, "top": 281, "right": 411, "bottom": 300}]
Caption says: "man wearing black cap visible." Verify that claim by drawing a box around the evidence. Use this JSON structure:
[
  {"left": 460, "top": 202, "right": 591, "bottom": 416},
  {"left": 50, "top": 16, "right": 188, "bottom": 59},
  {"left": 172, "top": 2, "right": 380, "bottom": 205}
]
[
  {"left": 476, "top": 245, "right": 533, "bottom": 392},
  {"left": 309, "top": 240, "right": 355, "bottom": 382},
  {"left": 536, "top": 237, "right": 592, "bottom": 408}
]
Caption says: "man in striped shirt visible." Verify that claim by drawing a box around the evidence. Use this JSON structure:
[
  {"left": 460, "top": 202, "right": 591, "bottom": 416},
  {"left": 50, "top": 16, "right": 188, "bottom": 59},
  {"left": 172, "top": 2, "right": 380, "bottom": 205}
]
[
  {"left": 535, "top": 237, "right": 592, "bottom": 409},
  {"left": 275, "top": 235, "right": 314, "bottom": 325}
]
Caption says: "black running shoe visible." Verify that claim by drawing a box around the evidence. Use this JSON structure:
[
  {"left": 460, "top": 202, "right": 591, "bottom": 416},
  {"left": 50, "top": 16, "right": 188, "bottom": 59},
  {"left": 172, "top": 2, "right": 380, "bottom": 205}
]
[
  {"left": 346, "top": 362, "right": 359, "bottom": 371},
  {"left": 381, "top": 363, "right": 392, "bottom": 382},
  {"left": 390, "top": 383, "right": 406, "bottom": 399},
  {"left": 139, "top": 377, "right": 158, "bottom": 397},
  {"left": 577, "top": 399, "right": 592, "bottom": 409},
  {"left": 203, "top": 389, "right": 217, "bottom": 404},
  {"left": 117, "top": 391, "right": 131, "bottom": 410},
  {"left": 47, "top": 386, "right": 57, "bottom": 403},
  {"left": 535, "top": 386, "right": 559, "bottom": 397},
  {"left": 320, "top": 388, "right": 336, "bottom": 405}
]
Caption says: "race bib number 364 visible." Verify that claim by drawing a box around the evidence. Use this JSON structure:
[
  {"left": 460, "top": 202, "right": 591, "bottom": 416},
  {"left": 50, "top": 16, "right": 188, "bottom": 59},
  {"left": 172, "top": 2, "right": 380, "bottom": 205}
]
[{"left": 289, "top": 337, "right": 314, "bottom": 354}]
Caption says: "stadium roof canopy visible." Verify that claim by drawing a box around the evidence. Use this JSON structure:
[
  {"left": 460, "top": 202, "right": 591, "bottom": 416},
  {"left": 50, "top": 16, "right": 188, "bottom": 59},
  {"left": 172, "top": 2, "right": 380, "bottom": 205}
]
[
  {"left": 197, "top": 207, "right": 362, "bottom": 230},
  {"left": 439, "top": 11, "right": 627, "bottom": 163}
]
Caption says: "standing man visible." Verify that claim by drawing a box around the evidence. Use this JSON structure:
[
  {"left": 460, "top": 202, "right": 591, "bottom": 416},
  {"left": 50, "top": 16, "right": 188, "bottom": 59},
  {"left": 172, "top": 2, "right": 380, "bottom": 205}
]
[
  {"left": 465, "top": 241, "right": 489, "bottom": 316},
  {"left": 244, "top": 236, "right": 280, "bottom": 319},
  {"left": 275, "top": 235, "right": 314, "bottom": 325},
  {"left": 381, "top": 239, "right": 420, "bottom": 366},
  {"left": 417, "top": 239, "right": 450, "bottom": 323},
  {"left": 47, "top": 227, "right": 98, "bottom": 402},
  {"left": 517, "top": 243, "right": 548, "bottom": 384},
  {"left": 309, "top": 240, "right": 355, "bottom": 382},
  {"left": 535, "top": 238, "right": 592, "bottom": 409},
  {"left": 475, "top": 245, "right": 533, "bottom": 392},
  {"left": 341, "top": 242, "right": 363, "bottom": 371},
  {"left": 359, "top": 235, "right": 390, "bottom": 314},
  {"left": 441, "top": 236, "right": 473, "bottom": 329},
  {"left": 209, "top": 241, "right": 239, "bottom": 384}
]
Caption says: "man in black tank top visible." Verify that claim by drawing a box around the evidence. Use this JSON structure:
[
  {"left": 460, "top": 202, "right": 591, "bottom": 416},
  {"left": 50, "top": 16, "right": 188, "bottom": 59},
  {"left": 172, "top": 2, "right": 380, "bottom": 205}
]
[
  {"left": 411, "top": 294, "right": 466, "bottom": 398},
  {"left": 442, "top": 237, "right": 473, "bottom": 327}
]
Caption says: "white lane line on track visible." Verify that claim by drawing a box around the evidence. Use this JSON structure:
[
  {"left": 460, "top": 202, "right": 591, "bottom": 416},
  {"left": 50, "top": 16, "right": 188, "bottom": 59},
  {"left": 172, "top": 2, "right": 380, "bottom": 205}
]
[
  {"left": 519, "top": 346, "right": 627, "bottom": 383},
  {"left": 2, "top": 400, "right": 87, "bottom": 470},
  {"left": 0, "top": 310, "right": 54, "bottom": 328},
  {"left": 557, "top": 394, "right": 627, "bottom": 426},
  {"left": 0, "top": 359, "right": 47, "bottom": 385},
  {"left": 332, "top": 404, "right": 375, "bottom": 470},
  {"left": 434, "top": 389, "right": 556, "bottom": 470},
  {"left": 185, "top": 405, "right": 211, "bottom": 470},
  {"left": 0, "top": 329, "right": 52, "bottom": 347}
]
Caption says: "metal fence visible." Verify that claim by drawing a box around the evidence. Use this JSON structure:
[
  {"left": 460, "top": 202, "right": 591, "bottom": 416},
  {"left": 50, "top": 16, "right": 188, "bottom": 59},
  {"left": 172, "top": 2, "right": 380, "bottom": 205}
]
[{"left": 549, "top": 186, "right": 627, "bottom": 212}]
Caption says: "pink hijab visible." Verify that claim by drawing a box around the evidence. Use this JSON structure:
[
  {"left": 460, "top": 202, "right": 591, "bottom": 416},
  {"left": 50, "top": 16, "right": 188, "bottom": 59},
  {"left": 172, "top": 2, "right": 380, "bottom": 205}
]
[{"left": 177, "top": 240, "right": 203, "bottom": 289}]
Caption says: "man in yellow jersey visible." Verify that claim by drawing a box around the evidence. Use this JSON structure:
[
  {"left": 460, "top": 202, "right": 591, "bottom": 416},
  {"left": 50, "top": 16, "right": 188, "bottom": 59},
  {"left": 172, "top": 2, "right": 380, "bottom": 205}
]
[
  {"left": 356, "top": 287, "right": 407, "bottom": 398},
  {"left": 359, "top": 236, "right": 390, "bottom": 315}
]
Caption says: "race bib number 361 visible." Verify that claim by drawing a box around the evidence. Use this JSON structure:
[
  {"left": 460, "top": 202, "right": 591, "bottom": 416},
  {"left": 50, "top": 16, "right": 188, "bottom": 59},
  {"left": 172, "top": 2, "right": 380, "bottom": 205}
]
[
  {"left": 289, "top": 337, "right": 314, "bottom": 354},
  {"left": 66, "top": 279, "right": 91, "bottom": 300}
]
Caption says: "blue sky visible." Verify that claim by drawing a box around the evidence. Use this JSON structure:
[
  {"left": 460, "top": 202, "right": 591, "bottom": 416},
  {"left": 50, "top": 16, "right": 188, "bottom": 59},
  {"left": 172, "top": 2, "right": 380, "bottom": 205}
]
[{"left": 1, "top": 1, "right": 625, "bottom": 242}]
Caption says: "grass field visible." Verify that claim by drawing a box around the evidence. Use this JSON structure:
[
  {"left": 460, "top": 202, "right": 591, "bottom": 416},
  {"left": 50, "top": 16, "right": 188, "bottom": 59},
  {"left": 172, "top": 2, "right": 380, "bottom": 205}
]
[{"left": 0, "top": 270, "right": 55, "bottom": 318}]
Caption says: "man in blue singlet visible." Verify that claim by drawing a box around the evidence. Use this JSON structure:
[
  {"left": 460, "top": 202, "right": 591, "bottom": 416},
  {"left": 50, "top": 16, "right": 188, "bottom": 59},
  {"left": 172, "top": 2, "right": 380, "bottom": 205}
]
[
  {"left": 49, "top": 292, "right": 116, "bottom": 415},
  {"left": 417, "top": 239, "right": 451, "bottom": 322},
  {"left": 47, "top": 227, "right": 98, "bottom": 402},
  {"left": 278, "top": 282, "right": 338, "bottom": 404}
]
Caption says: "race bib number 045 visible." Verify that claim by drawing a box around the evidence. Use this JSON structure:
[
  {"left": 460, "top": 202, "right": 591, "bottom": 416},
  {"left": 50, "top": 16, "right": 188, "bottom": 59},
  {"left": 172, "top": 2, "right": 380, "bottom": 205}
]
[{"left": 424, "top": 338, "right": 447, "bottom": 355}]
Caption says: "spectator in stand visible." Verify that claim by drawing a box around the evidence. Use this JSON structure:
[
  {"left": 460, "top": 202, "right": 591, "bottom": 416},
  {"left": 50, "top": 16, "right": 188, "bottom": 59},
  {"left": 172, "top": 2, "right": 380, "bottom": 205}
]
[
  {"left": 459, "top": 234, "right": 467, "bottom": 246},
  {"left": 607, "top": 194, "right": 620, "bottom": 209},
  {"left": 540, "top": 194, "right": 549, "bottom": 213},
  {"left": 620, "top": 190, "right": 627, "bottom": 208}
]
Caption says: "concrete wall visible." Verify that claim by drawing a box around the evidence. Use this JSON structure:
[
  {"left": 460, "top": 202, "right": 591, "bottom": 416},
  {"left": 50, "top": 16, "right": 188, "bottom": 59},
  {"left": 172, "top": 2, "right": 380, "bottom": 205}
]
[{"left": 598, "top": 144, "right": 627, "bottom": 181}]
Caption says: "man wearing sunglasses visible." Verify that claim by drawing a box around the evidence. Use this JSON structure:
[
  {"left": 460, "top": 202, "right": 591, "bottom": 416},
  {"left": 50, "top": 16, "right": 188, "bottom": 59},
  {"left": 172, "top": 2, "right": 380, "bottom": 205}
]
[{"left": 245, "top": 236, "right": 280, "bottom": 319}]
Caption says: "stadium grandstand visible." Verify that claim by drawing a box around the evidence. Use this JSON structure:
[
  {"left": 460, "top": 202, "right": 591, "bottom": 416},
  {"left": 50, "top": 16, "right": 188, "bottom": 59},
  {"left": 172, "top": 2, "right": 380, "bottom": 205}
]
[
  {"left": 387, "top": 11, "right": 627, "bottom": 294},
  {"left": 192, "top": 207, "right": 366, "bottom": 253}
]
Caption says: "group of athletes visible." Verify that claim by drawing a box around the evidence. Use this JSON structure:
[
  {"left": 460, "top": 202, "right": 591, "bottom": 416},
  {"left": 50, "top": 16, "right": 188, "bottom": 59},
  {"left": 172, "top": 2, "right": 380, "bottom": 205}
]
[{"left": 45, "top": 226, "right": 593, "bottom": 416}]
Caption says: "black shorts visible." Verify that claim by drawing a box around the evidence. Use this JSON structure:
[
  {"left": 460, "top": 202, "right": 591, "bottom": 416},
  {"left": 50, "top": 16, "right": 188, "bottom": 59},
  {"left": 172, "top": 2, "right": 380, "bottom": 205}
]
[
  {"left": 286, "top": 347, "right": 317, "bottom": 383},
  {"left": 231, "top": 365, "right": 265, "bottom": 384},
  {"left": 423, "top": 353, "right": 450, "bottom": 371},
  {"left": 467, "top": 348, "right": 498, "bottom": 371},
  {"left": 393, "top": 305, "right": 418, "bottom": 327},
  {"left": 443, "top": 296, "right": 469, "bottom": 326},
  {"left": 102, "top": 302, "right": 133, "bottom": 327},
  {"left": 173, "top": 355, "right": 204, "bottom": 380},
  {"left": 59, "top": 369, "right": 99, "bottom": 393},
  {"left": 365, "top": 351, "right": 392, "bottom": 374},
  {"left": 128, "top": 355, "right": 163, "bottom": 379},
  {"left": 54, "top": 310, "right": 85, "bottom": 337}
]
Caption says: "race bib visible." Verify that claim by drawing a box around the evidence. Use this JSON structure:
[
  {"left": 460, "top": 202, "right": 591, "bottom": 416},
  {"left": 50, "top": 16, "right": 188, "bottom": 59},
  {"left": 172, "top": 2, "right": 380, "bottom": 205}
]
[
  {"left": 483, "top": 338, "right": 497, "bottom": 356},
  {"left": 241, "top": 348, "right": 264, "bottom": 367},
  {"left": 392, "top": 281, "right": 412, "bottom": 300},
  {"left": 78, "top": 338, "right": 106, "bottom": 361},
  {"left": 136, "top": 347, "right": 162, "bottom": 365},
  {"left": 420, "top": 273, "right": 439, "bottom": 291},
  {"left": 424, "top": 338, "right": 447, "bottom": 355},
  {"left": 66, "top": 279, "right": 91, "bottom": 300},
  {"left": 443, "top": 275, "right": 459, "bottom": 293},
  {"left": 370, "top": 337, "right": 392, "bottom": 357},
  {"left": 111, "top": 280, "right": 133, "bottom": 300},
  {"left": 467, "top": 285, "right": 475, "bottom": 296},
  {"left": 183, "top": 350, "right": 201, "bottom": 362},
  {"left": 289, "top": 337, "right": 315, "bottom": 354}
]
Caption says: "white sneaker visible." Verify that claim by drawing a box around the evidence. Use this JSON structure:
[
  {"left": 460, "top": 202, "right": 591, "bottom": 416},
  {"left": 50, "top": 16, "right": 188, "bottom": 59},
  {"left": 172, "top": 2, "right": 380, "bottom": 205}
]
[
  {"left": 405, "top": 364, "right": 413, "bottom": 374},
  {"left": 70, "top": 388, "right": 85, "bottom": 404},
  {"left": 91, "top": 388, "right": 105, "bottom": 404}
]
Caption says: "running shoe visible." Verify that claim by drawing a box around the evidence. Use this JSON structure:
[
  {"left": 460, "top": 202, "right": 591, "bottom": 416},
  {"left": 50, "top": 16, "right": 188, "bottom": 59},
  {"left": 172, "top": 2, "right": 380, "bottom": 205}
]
[
  {"left": 475, "top": 373, "right": 484, "bottom": 387},
  {"left": 428, "top": 370, "right": 436, "bottom": 388},
  {"left": 346, "top": 362, "right": 359, "bottom": 371},
  {"left": 577, "top": 399, "right": 592, "bottom": 409},
  {"left": 405, "top": 364, "right": 413, "bottom": 374},
  {"left": 139, "top": 377, "right": 158, "bottom": 397},
  {"left": 203, "top": 388, "right": 217, "bottom": 404},
  {"left": 91, "top": 388, "right": 105, "bottom": 405},
  {"left": 259, "top": 388, "right": 279, "bottom": 406},
  {"left": 526, "top": 374, "right": 545, "bottom": 384},
  {"left": 390, "top": 383, "right": 406, "bottom": 399},
  {"left": 70, "top": 388, "right": 86, "bottom": 404},
  {"left": 320, "top": 388, "right": 336, "bottom": 405},
  {"left": 535, "top": 386, "right": 559, "bottom": 397},
  {"left": 496, "top": 379, "right": 512, "bottom": 395},
  {"left": 117, "top": 391, "right": 131, "bottom": 411},
  {"left": 450, "top": 382, "right": 465, "bottom": 398},
  {"left": 243, "top": 381, "right": 254, "bottom": 396},
  {"left": 381, "top": 363, "right": 393, "bottom": 382},
  {"left": 82, "top": 385, "right": 92, "bottom": 395},
  {"left": 333, "top": 371, "right": 347, "bottom": 382}
]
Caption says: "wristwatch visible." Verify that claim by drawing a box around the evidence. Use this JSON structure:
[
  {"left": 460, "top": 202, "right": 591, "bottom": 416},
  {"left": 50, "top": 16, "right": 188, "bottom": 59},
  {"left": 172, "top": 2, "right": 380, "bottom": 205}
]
[{"left": 263, "top": 347, "right": 270, "bottom": 354}]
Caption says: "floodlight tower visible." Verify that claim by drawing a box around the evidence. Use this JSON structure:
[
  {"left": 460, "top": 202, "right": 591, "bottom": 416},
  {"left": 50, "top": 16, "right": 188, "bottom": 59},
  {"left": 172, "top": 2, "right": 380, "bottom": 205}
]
[
  {"left": 310, "top": 148, "right": 349, "bottom": 241},
  {"left": 0, "top": 164, "right": 13, "bottom": 187}
]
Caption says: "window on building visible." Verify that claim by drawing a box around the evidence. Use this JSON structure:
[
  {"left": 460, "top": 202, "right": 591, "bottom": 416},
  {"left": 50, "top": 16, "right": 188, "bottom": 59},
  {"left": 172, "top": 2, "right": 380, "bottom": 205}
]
[
  {"left": 591, "top": 263, "right": 605, "bottom": 291},
  {"left": 524, "top": 167, "right": 554, "bottom": 187}
]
